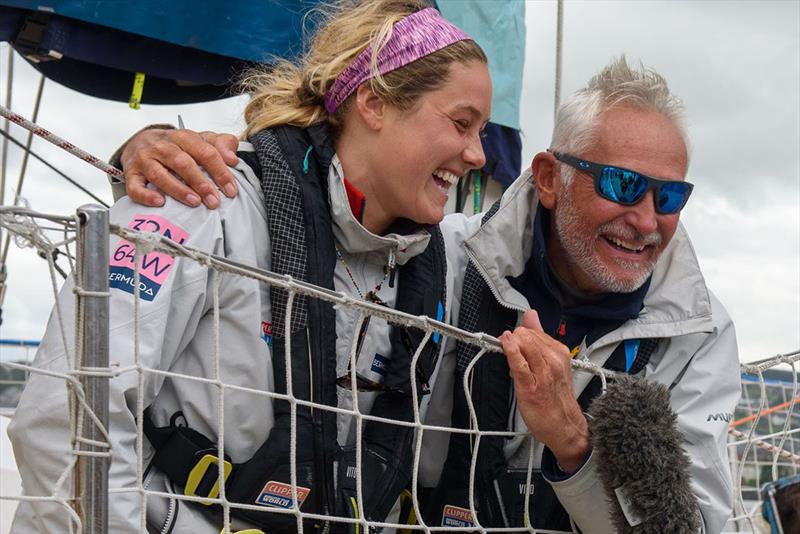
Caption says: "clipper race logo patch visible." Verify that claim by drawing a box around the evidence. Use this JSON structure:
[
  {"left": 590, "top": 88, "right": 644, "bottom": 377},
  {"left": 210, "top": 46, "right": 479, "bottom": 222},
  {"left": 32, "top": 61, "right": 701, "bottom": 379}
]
[
  {"left": 255, "top": 481, "right": 310, "bottom": 509},
  {"left": 442, "top": 505, "right": 474, "bottom": 527},
  {"left": 109, "top": 215, "right": 189, "bottom": 301}
]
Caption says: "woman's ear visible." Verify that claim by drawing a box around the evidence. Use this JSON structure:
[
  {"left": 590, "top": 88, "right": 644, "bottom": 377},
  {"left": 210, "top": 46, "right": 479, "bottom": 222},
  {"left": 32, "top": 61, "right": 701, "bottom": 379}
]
[
  {"left": 354, "top": 84, "right": 386, "bottom": 131},
  {"left": 532, "top": 151, "right": 561, "bottom": 209}
]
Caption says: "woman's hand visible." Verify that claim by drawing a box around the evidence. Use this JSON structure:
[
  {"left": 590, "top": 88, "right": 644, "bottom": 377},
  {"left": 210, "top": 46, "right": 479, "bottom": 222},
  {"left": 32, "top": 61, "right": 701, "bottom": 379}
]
[{"left": 120, "top": 128, "right": 240, "bottom": 208}]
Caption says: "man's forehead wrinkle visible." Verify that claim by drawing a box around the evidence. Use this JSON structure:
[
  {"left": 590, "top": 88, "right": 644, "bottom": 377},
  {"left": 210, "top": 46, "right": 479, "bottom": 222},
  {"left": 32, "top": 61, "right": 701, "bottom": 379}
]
[
  {"left": 597, "top": 137, "right": 686, "bottom": 162},
  {"left": 591, "top": 109, "right": 689, "bottom": 180}
]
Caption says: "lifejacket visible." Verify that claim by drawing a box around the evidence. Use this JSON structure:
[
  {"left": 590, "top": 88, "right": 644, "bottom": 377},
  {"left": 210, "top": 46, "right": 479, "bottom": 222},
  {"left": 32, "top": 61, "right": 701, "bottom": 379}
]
[
  {"left": 424, "top": 201, "right": 659, "bottom": 531},
  {"left": 144, "top": 123, "right": 447, "bottom": 533}
]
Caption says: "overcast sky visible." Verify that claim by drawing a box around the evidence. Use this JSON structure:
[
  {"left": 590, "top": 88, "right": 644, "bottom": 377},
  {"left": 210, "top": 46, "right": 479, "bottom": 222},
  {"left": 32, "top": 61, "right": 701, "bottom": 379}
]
[{"left": 0, "top": 0, "right": 798, "bottom": 364}]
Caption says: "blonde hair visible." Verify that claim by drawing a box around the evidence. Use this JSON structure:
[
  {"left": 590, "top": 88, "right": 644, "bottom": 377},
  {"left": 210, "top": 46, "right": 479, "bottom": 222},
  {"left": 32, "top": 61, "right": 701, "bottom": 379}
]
[{"left": 240, "top": 0, "right": 486, "bottom": 137}]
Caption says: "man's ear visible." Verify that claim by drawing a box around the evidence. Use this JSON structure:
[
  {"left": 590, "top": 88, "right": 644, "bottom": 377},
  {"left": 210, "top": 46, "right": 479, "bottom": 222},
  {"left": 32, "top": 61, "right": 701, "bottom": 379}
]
[
  {"left": 354, "top": 84, "right": 385, "bottom": 131},
  {"left": 531, "top": 151, "right": 560, "bottom": 209}
]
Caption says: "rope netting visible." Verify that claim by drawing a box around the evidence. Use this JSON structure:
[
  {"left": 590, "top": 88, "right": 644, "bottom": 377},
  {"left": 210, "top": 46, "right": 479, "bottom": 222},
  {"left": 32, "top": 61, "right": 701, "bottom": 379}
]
[
  {"left": 1, "top": 206, "right": 798, "bottom": 533},
  {"left": 727, "top": 352, "right": 799, "bottom": 531}
]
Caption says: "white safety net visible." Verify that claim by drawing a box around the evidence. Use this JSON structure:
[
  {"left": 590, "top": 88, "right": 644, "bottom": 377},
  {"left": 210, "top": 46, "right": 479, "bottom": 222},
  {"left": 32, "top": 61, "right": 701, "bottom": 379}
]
[
  {"left": 727, "top": 353, "right": 799, "bottom": 532},
  {"left": 1, "top": 205, "right": 798, "bottom": 534}
]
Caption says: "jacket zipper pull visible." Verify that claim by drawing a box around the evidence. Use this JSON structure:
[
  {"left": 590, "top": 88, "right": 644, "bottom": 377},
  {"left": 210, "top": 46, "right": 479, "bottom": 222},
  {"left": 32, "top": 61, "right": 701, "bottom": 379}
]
[{"left": 387, "top": 248, "right": 397, "bottom": 288}]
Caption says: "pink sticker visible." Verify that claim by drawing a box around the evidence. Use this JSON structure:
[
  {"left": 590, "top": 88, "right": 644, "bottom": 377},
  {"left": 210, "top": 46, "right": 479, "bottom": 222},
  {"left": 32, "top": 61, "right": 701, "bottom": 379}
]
[{"left": 108, "top": 215, "right": 189, "bottom": 301}]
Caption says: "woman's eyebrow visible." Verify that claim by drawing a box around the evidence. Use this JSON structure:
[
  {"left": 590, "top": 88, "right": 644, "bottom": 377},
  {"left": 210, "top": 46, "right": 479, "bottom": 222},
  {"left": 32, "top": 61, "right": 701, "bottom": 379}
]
[{"left": 451, "top": 103, "right": 491, "bottom": 123}]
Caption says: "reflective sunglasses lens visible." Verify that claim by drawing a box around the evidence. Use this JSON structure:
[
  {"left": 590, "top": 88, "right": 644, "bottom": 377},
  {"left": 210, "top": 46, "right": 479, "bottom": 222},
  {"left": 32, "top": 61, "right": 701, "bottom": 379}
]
[
  {"left": 657, "top": 182, "right": 691, "bottom": 214},
  {"left": 600, "top": 167, "right": 647, "bottom": 204}
]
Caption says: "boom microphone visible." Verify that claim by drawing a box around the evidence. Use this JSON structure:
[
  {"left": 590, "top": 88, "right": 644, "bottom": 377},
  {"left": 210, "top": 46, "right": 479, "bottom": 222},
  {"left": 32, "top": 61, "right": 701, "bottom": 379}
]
[{"left": 587, "top": 376, "right": 701, "bottom": 533}]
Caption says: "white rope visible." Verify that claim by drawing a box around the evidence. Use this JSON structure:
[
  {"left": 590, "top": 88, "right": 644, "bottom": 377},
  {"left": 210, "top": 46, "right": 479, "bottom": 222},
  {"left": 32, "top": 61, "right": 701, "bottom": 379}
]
[
  {"left": 770, "top": 358, "right": 798, "bottom": 477},
  {"left": 463, "top": 347, "right": 490, "bottom": 532},
  {"left": 729, "top": 429, "right": 800, "bottom": 463},
  {"left": 131, "top": 242, "right": 148, "bottom": 534},
  {"left": 522, "top": 438, "right": 536, "bottom": 532},
  {"left": 735, "top": 369, "right": 765, "bottom": 532},
  {"left": 740, "top": 349, "right": 800, "bottom": 373},
  {"left": 0, "top": 206, "right": 76, "bottom": 253},
  {"left": 283, "top": 290, "right": 304, "bottom": 534},
  {"left": 729, "top": 362, "right": 799, "bottom": 532},
  {"left": 728, "top": 426, "right": 800, "bottom": 446},
  {"left": 410, "top": 330, "right": 434, "bottom": 534},
  {"left": 0, "top": 207, "right": 85, "bottom": 525},
  {"left": 212, "top": 270, "right": 234, "bottom": 533},
  {"left": 0, "top": 104, "right": 123, "bottom": 180},
  {"left": 349, "top": 312, "right": 369, "bottom": 534}
]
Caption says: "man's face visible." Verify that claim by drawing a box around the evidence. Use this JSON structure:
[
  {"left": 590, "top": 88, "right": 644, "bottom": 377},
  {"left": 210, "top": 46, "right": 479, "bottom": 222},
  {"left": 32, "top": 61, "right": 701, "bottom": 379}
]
[{"left": 548, "top": 106, "right": 689, "bottom": 294}]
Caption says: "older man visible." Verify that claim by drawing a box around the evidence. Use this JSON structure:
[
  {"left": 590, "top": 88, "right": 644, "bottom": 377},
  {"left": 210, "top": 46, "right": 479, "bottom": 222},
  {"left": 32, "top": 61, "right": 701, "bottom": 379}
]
[
  {"left": 109, "top": 58, "right": 740, "bottom": 533},
  {"left": 420, "top": 57, "right": 740, "bottom": 532}
]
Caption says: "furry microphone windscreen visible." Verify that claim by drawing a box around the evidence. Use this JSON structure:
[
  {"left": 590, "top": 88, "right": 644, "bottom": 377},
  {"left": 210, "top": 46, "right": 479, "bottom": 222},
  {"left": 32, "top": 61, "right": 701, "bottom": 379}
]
[{"left": 587, "top": 376, "right": 701, "bottom": 533}]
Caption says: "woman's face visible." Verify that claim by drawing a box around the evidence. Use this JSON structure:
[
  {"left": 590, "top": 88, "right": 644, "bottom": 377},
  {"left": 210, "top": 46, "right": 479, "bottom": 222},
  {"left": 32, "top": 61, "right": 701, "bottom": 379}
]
[{"left": 370, "top": 60, "right": 492, "bottom": 226}]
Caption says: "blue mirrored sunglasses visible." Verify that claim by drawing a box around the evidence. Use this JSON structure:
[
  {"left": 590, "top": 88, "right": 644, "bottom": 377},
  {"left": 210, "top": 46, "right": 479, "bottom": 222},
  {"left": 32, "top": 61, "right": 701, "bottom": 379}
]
[{"left": 549, "top": 150, "right": 693, "bottom": 214}]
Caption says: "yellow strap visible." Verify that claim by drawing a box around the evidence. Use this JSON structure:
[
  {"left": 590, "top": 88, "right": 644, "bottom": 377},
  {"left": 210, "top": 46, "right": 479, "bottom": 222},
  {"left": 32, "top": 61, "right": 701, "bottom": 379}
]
[
  {"left": 397, "top": 489, "right": 418, "bottom": 534},
  {"left": 129, "top": 72, "right": 145, "bottom": 109},
  {"left": 350, "top": 496, "right": 360, "bottom": 534},
  {"left": 219, "top": 529, "right": 265, "bottom": 534}
]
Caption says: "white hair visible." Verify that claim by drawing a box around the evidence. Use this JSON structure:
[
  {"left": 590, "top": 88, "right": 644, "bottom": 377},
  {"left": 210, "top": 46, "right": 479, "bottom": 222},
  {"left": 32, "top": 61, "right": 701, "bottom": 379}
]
[{"left": 550, "top": 56, "right": 690, "bottom": 184}]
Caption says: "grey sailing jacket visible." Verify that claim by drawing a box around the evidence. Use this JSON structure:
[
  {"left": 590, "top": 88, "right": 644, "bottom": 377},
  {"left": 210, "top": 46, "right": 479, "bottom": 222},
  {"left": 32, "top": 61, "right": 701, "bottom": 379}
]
[
  {"left": 420, "top": 170, "right": 741, "bottom": 533},
  {"left": 8, "top": 144, "right": 443, "bottom": 533}
]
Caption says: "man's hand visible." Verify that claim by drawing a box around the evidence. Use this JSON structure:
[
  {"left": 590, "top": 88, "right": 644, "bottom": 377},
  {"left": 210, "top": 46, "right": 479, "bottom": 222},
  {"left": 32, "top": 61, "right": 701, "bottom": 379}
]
[
  {"left": 120, "top": 128, "right": 240, "bottom": 209},
  {"left": 500, "top": 310, "right": 590, "bottom": 473}
]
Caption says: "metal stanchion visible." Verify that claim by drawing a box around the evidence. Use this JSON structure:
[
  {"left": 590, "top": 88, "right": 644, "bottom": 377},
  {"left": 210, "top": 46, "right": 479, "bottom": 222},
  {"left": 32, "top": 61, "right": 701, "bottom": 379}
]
[{"left": 77, "top": 204, "right": 109, "bottom": 534}]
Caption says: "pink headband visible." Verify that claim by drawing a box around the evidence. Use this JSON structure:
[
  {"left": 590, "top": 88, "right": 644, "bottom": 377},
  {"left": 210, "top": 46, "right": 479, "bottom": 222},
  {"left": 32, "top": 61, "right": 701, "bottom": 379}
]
[{"left": 323, "top": 7, "right": 473, "bottom": 114}]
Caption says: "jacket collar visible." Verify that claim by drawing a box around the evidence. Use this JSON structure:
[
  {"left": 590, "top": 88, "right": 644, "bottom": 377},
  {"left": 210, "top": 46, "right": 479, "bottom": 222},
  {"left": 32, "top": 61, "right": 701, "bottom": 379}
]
[
  {"left": 328, "top": 155, "right": 431, "bottom": 265},
  {"left": 464, "top": 169, "right": 714, "bottom": 335}
]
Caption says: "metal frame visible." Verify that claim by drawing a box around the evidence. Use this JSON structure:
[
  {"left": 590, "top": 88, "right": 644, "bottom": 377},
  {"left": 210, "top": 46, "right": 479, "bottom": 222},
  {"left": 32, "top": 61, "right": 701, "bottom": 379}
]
[{"left": 76, "top": 204, "right": 109, "bottom": 534}]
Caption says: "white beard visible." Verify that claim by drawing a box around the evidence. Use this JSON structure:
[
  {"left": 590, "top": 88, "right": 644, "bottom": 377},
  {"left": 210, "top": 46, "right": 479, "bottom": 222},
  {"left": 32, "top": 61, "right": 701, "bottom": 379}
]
[{"left": 552, "top": 187, "right": 661, "bottom": 294}]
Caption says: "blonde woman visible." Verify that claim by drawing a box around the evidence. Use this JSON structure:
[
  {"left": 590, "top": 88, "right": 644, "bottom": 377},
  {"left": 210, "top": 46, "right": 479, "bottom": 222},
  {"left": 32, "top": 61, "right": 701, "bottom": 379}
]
[{"left": 9, "top": 1, "right": 491, "bottom": 532}]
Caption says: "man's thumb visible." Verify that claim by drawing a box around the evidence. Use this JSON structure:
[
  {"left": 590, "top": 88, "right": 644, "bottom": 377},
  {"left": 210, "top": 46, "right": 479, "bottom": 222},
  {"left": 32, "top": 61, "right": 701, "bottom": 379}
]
[{"left": 522, "top": 309, "right": 543, "bottom": 332}]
